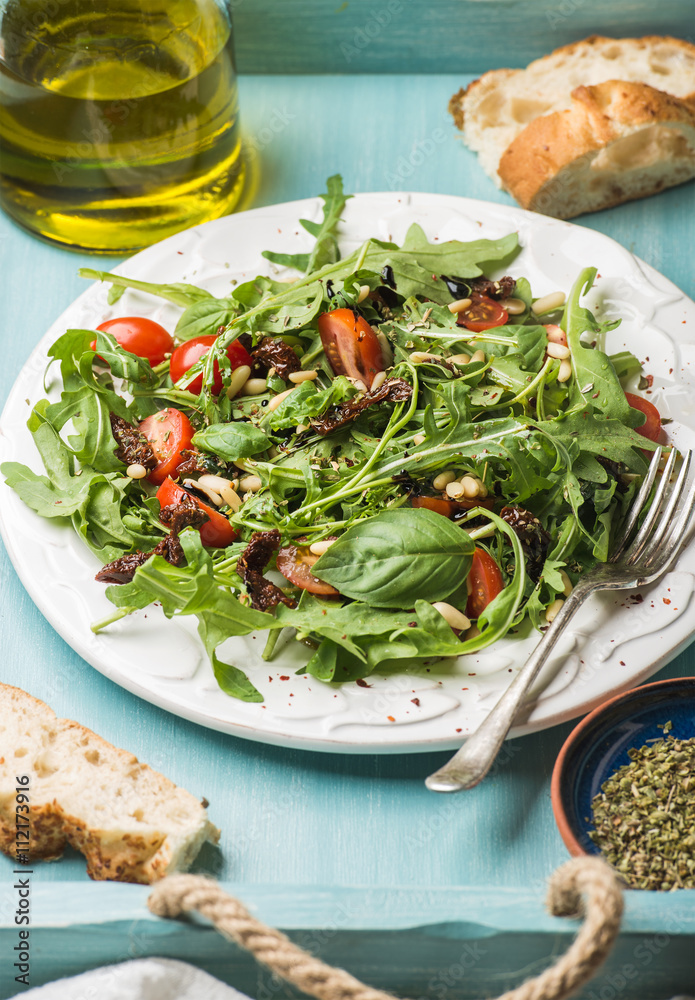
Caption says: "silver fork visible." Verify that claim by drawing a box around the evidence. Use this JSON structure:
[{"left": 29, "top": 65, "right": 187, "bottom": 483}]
[{"left": 426, "top": 447, "right": 695, "bottom": 793}]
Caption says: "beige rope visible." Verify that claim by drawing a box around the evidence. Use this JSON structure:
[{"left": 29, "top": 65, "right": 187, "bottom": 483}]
[{"left": 148, "top": 856, "right": 623, "bottom": 1000}]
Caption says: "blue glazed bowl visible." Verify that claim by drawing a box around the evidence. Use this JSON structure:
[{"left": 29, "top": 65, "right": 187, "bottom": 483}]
[{"left": 551, "top": 676, "right": 695, "bottom": 857}]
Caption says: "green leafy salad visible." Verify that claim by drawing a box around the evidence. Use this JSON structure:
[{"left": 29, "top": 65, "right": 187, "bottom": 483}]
[{"left": 2, "top": 177, "right": 661, "bottom": 703}]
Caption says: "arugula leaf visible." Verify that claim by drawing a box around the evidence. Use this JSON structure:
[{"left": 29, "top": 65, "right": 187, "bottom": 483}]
[
  {"left": 262, "top": 175, "right": 351, "bottom": 274},
  {"left": 79, "top": 269, "right": 213, "bottom": 306},
  {"left": 312, "top": 508, "right": 474, "bottom": 608},
  {"left": 192, "top": 422, "right": 271, "bottom": 462}
]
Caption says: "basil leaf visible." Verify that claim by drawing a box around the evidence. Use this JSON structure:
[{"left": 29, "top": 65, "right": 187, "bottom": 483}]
[
  {"left": 312, "top": 508, "right": 474, "bottom": 608},
  {"left": 192, "top": 422, "right": 271, "bottom": 461},
  {"left": 175, "top": 299, "right": 238, "bottom": 342}
]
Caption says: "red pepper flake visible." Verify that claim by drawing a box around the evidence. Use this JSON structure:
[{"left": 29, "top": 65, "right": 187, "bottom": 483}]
[
  {"left": 468, "top": 672, "right": 476, "bottom": 676},
  {"left": 279, "top": 675, "right": 290, "bottom": 681},
  {"left": 663, "top": 598, "right": 671, "bottom": 604},
  {"left": 356, "top": 678, "right": 372, "bottom": 688},
  {"left": 620, "top": 661, "right": 626, "bottom": 666},
  {"left": 461, "top": 687, "right": 468, "bottom": 691},
  {"left": 290, "top": 693, "right": 294, "bottom": 697},
  {"left": 387, "top": 715, "right": 396, "bottom": 722},
  {"left": 268, "top": 676, "right": 273, "bottom": 682},
  {"left": 411, "top": 697, "right": 420, "bottom": 706},
  {"left": 456, "top": 728, "right": 462, "bottom": 733}
]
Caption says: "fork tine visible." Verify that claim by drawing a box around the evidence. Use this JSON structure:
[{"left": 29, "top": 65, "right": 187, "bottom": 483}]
[
  {"left": 641, "top": 451, "right": 695, "bottom": 571},
  {"left": 636, "top": 449, "right": 694, "bottom": 565},
  {"left": 624, "top": 447, "right": 679, "bottom": 564},
  {"left": 610, "top": 446, "right": 663, "bottom": 562}
]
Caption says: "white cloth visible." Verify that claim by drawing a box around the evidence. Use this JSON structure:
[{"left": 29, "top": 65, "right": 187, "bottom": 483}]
[{"left": 10, "top": 958, "right": 251, "bottom": 1000}]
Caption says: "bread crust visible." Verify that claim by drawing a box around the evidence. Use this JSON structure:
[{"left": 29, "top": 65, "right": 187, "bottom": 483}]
[
  {"left": 451, "top": 35, "right": 695, "bottom": 132},
  {"left": 498, "top": 80, "right": 695, "bottom": 218},
  {"left": 0, "top": 684, "right": 219, "bottom": 883}
]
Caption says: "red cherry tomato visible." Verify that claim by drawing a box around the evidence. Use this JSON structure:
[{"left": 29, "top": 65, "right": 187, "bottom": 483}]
[
  {"left": 466, "top": 548, "right": 504, "bottom": 619},
  {"left": 318, "top": 308, "right": 385, "bottom": 388},
  {"left": 156, "top": 477, "right": 238, "bottom": 548},
  {"left": 276, "top": 545, "right": 340, "bottom": 596},
  {"left": 625, "top": 392, "right": 662, "bottom": 443},
  {"left": 411, "top": 496, "right": 493, "bottom": 517},
  {"left": 139, "top": 408, "right": 194, "bottom": 486},
  {"left": 92, "top": 317, "right": 174, "bottom": 365},
  {"left": 456, "top": 295, "right": 508, "bottom": 333},
  {"left": 169, "top": 335, "right": 253, "bottom": 395}
]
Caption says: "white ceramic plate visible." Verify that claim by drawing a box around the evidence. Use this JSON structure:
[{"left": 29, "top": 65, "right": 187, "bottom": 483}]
[{"left": 2, "top": 193, "right": 695, "bottom": 753}]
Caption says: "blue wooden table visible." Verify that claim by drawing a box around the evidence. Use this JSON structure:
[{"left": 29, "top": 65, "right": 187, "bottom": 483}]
[{"left": 1, "top": 66, "right": 695, "bottom": 999}]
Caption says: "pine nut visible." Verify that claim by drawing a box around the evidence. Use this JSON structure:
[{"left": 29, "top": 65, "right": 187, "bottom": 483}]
[
  {"left": 446, "top": 481, "right": 465, "bottom": 499},
  {"left": 198, "top": 474, "right": 239, "bottom": 508},
  {"left": 409, "top": 351, "right": 440, "bottom": 364},
  {"left": 560, "top": 570, "right": 573, "bottom": 597},
  {"left": 267, "top": 387, "right": 295, "bottom": 411},
  {"left": 353, "top": 379, "right": 368, "bottom": 392},
  {"left": 557, "top": 359, "right": 573, "bottom": 383},
  {"left": 545, "top": 324, "right": 567, "bottom": 345},
  {"left": 267, "top": 367, "right": 276, "bottom": 378},
  {"left": 240, "top": 377, "right": 268, "bottom": 396},
  {"left": 357, "top": 284, "right": 371, "bottom": 304},
  {"left": 370, "top": 370, "right": 387, "bottom": 391},
  {"left": 469, "top": 349, "right": 486, "bottom": 364},
  {"left": 533, "top": 291, "right": 566, "bottom": 315},
  {"left": 461, "top": 476, "right": 480, "bottom": 499},
  {"left": 126, "top": 463, "right": 148, "bottom": 479},
  {"left": 226, "top": 364, "right": 252, "bottom": 400},
  {"left": 433, "top": 470, "right": 457, "bottom": 490},
  {"left": 546, "top": 342, "right": 570, "bottom": 360},
  {"left": 465, "top": 624, "right": 481, "bottom": 639},
  {"left": 289, "top": 369, "right": 318, "bottom": 384},
  {"left": 499, "top": 297, "right": 526, "bottom": 315},
  {"left": 239, "top": 475, "right": 263, "bottom": 492},
  {"left": 447, "top": 297, "right": 472, "bottom": 314},
  {"left": 309, "top": 538, "right": 336, "bottom": 556},
  {"left": 545, "top": 598, "right": 564, "bottom": 623},
  {"left": 432, "top": 601, "right": 471, "bottom": 631},
  {"left": 477, "top": 481, "right": 489, "bottom": 498},
  {"left": 377, "top": 331, "right": 394, "bottom": 367},
  {"left": 184, "top": 477, "right": 222, "bottom": 506},
  {"left": 412, "top": 433, "right": 426, "bottom": 446},
  {"left": 449, "top": 353, "right": 471, "bottom": 365}
]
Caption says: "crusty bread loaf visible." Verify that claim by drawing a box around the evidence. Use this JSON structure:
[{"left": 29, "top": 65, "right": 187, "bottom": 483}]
[
  {"left": 498, "top": 79, "right": 695, "bottom": 218},
  {"left": 0, "top": 685, "right": 219, "bottom": 883},
  {"left": 450, "top": 35, "right": 695, "bottom": 184}
]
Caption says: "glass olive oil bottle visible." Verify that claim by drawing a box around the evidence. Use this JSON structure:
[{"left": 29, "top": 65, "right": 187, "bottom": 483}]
[{"left": 0, "top": 0, "right": 245, "bottom": 252}]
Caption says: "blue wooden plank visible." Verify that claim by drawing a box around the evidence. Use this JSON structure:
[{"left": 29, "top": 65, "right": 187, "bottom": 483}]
[
  {"left": 232, "top": 0, "right": 695, "bottom": 74},
  {"left": 1, "top": 76, "right": 694, "bottom": 942}
]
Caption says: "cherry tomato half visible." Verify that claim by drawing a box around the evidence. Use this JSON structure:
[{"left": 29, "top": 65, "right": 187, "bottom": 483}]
[
  {"left": 456, "top": 295, "right": 508, "bottom": 333},
  {"left": 411, "top": 495, "right": 493, "bottom": 518},
  {"left": 318, "top": 308, "right": 385, "bottom": 388},
  {"left": 466, "top": 548, "right": 504, "bottom": 619},
  {"left": 276, "top": 544, "right": 340, "bottom": 596},
  {"left": 625, "top": 392, "right": 662, "bottom": 443},
  {"left": 139, "top": 408, "right": 194, "bottom": 486},
  {"left": 156, "top": 477, "right": 238, "bottom": 548},
  {"left": 92, "top": 317, "right": 174, "bottom": 365},
  {"left": 169, "top": 335, "right": 253, "bottom": 395}
]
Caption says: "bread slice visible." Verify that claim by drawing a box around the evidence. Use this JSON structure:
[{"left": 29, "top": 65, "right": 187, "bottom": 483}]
[
  {"left": 0, "top": 685, "right": 219, "bottom": 883},
  {"left": 450, "top": 35, "right": 695, "bottom": 185},
  {"left": 498, "top": 80, "right": 695, "bottom": 218}
]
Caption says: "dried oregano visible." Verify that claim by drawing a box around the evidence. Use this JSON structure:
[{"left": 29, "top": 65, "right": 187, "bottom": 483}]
[{"left": 589, "top": 728, "right": 695, "bottom": 891}]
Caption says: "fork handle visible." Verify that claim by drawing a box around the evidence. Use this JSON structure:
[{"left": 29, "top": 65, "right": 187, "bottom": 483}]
[{"left": 425, "top": 584, "right": 590, "bottom": 792}]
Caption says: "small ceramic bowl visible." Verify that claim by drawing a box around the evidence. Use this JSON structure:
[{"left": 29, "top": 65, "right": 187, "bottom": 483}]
[{"left": 551, "top": 676, "right": 695, "bottom": 858}]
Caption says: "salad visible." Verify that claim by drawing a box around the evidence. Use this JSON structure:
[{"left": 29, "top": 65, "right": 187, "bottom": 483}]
[{"left": 2, "top": 178, "right": 663, "bottom": 703}]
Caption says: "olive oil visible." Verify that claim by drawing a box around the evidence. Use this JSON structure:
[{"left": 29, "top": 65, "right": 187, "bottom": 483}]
[{"left": 0, "top": 0, "right": 245, "bottom": 252}]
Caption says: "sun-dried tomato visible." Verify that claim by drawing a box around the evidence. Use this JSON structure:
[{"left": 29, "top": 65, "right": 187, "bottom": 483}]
[
  {"left": 109, "top": 413, "right": 156, "bottom": 470},
  {"left": 312, "top": 377, "right": 412, "bottom": 436},
  {"left": 237, "top": 529, "right": 297, "bottom": 612},
  {"left": 96, "top": 497, "right": 208, "bottom": 584},
  {"left": 500, "top": 505, "right": 551, "bottom": 581},
  {"left": 251, "top": 337, "right": 302, "bottom": 381}
]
